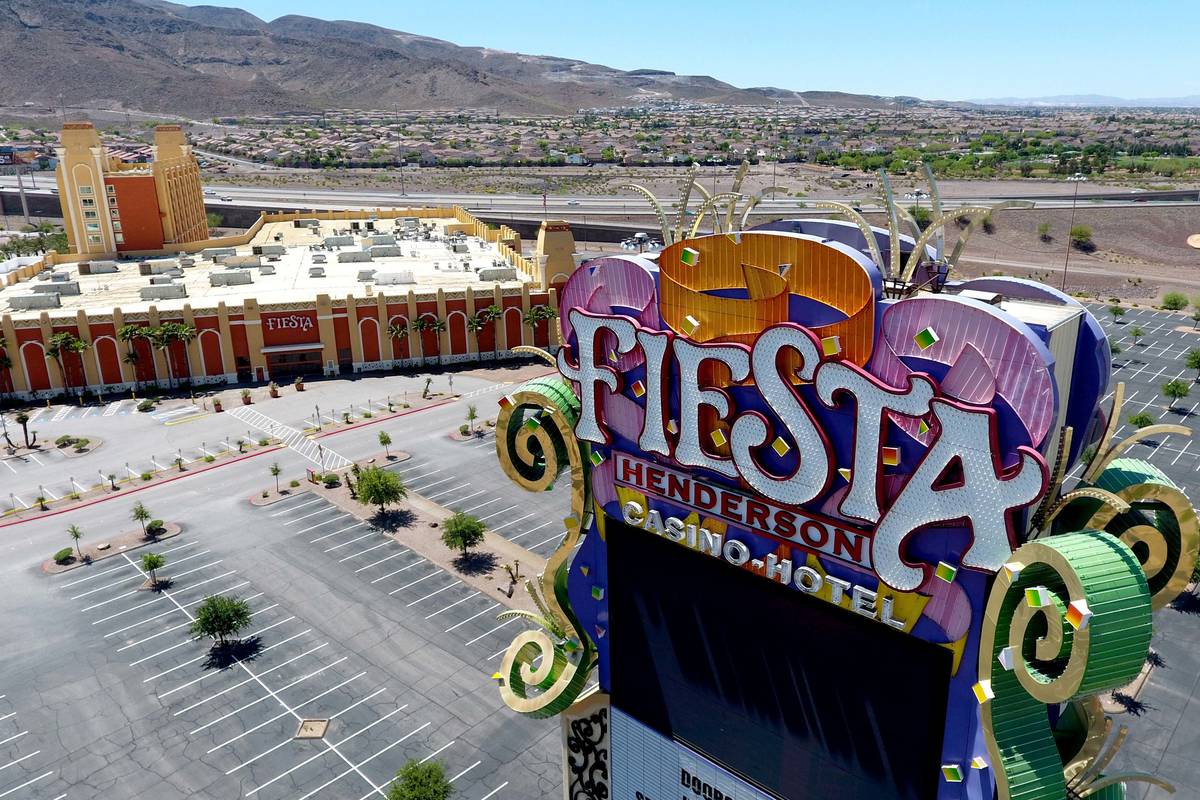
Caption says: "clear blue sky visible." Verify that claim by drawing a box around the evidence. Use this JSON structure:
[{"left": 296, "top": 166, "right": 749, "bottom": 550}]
[{"left": 178, "top": 0, "right": 1199, "bottom": 100}]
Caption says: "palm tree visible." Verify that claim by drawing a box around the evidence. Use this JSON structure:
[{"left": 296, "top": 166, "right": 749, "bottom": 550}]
[
  {"left": 270, "top": 462, "right": 281, "bottom": 493},
  {"left": 141, "top": 552, "right": 165, "bottom": 587},
  {"left": 386, "top": 321, "right": 408, "bottom": 364},
  {"left": 117, "top": 325, "right": 144, "bottom": 387},
  {"left": 465, "top": 314, "right": 487, "bottom": 358},
  {"left": 67, "top": 524, "right": 83, "bottom": 560},
  {"left": 378, "top": 431, "right": 392, "bottom": 458},
  {"left": 0, "top": 334, "right": 12, "bottom": 394},
  {"left": 409, "top": 317, "right": 430, "bottom": 363},
  {"left": 45, "top": 332, "right": 89, "bottom": 396},
  {"left": 169, "top": 322, "right": 198, "bottom": 384},
  {"left": 482, "top": 304, "right": 503, "bottom": 359},
  {"left": 131, "top": 501, "right": 151, "bottom": 537},
  {"left": 15, "top": 411, "right": 33, "bottom": 449},
  {"left": 429, "top": 319, "right": 447, "bottom": 364},
  {"left": 466, "top": 404, "right": 478, "bottom": 432}
]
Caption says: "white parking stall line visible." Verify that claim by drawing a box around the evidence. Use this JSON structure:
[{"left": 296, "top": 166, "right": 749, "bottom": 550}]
[
  {"left": 244, "top": 710, "right": 420, "bottom": 796},
  {"left": 103, "top": 400, "right": 125, "bottom": 416},
  {"left": 295, "top": 721, "right": 431, "bottom": 800},
  {"left": 65, "top": 541, "right": 201, "bottom": 588},
  {"left": 421, "top": 741, "right": 455, "bottom": 764},
  {"left": 529, "top": 531, "right": 567, "bottom": 551},
  {"left": 387, "top": 571, "right": 440, "bottom": 595},
  {"left": 324, "top": 531, "right": 379, "bottom": 553},
  {"left": 161, "top": 640, "right": 327, "bottom": 701},
  {"left": 146, "top": 626, "right": 310, "bottom": 685},
  {"left": 189, "top": 655, "right": 348, "bottom": 735},
  {"left": 477, "top": 505, "right": 518, "bottom": 523},
  {"left": 0, "top": 460, "right": 14, "bottom": 474},
  {"left": 489, "top": 512, "right": 536, "bottom": 533},
  {"left": 445, "top": 603, "right": 499, "bottom": 633},
  {"left": 403, "top": 468, "right": 443, "bottom": 484},
  {"left": 311, "top": 521, "right": 366, "bottom": 543},
  {"left": 395, "top": 463, "right": 432, "bottom": 476},
  {"left": 370, "top": 559, "right": 425, "bottom": 584},
  {"left": 41, "top": 486, "right": 59, "bottom": 501},
  {"left": 464, "top": 618, "right": 519, "bottom": 647},
  {"left": 0, "top": 751, "right": 40, "bottom": 773},
  {"left": 118, "top": 599, "right": 276, "bottom": 654},
  {"left": 403, "top": 582, "right": 458, "bottom": 606},
  {"left": 172, "top": 641, "right": 325, "bottom": 716},
  {"left": 26, "top": 452, "right": 43, "bottom": 466},
  {"left": 0, "top": 770, "right": 54, "bottom": 798},
  {"left": 24, "top": 409, "right": 44, "bottom": 424},
  {"left": 287, "top": 506, "right": 345, "bottom": 526},
  {"left": 1178, "top": 439, "right": 1200, "bottom": 465},
  {"left": 461, "top": 497, "right": 501, "bottom": 514},
  {"left": 91, "top": 570, "right": 238, "bottom": 625},
  {"left": 270, "top": 497, "right": 324, "bottom": 516},
  {"left": 411, "top": 476, "right": 457, "bottom": 493},
  {"left": 105, "top": 584, "right": 254, "bottom": 638},
  {"left": 354, "top": 550, "right": 408, "bottom": 573},
  {"left": 507, "top": 520, "right": 556, "bottom": 543},
  {"left": 480, "top": 782, "right": 510, "bottom": 800},
  {"left": 206, "top": 672, "right": 367, "bottom": 754},
  {"left": 339, "top": 540, "right": 394, "bottom": 562},
  {"left": 52, "top": 406, "right": 72, "bottom": 422},
  {"left": 440, "top": 489, "right": 486, "bottom": 506},
  {"left": 0, "top": 714, "right": 12, "bottom": 724},
  {"left": 449, "top": 761, "right": 481, "bottom": 783},
  {"left": 425, "top": 483, "right": 472, "bottom": 501},
  {"left": 0, "top": 732, "right": 26, "bottom": 748},
  {"left": 425, "top": 591, "right": 479, "bottom": 620},
  {"left": 139, "top": 617, "right": 297, "bottom": 679},
  {"left": 73, "top": 565, "right": 172, "bottom": 600}
]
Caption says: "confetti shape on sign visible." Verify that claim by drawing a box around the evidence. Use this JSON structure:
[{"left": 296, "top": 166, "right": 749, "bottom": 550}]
[
  {"left": 591, "top": 585, "right": 605, "bottom": 601},
  {"left": 837, "top": 467, "right": 851, "bottom": 481},
  {"left": 499, "top": 395, "right": 513, "bottom": 409},
  {"left": 972, "top": 680, "right": 994, "bottom": 704},
  {"left": 524, "top": 416, "right": 542, "bottom": 432},
  {"left": 821, "top": 335, "right": 841, "bottom": 356},
  {"left": 914, "top": 326, "right": 940, "bottom": 350},
  {"left": 608, "top": 350, "right": 618, "bottom": 363},
  {"left": 942, "top": 764, "right": 964, "bottom": 783},
  {"left": 917, "top": 419, "right": 930, "bottom": 435},
  {"left": 579, "top": 565, "right": 590, "bottom": 577},
  {"left": 971, "top": 756, "right": 988, "bottom": 770},
  {"left": 1025, "top": 586, "right": 1052, "bottom": 608},
  {"left": 680, "top": 247, "right": 700, "bottom": 266},
  {"left": 631, "top": 380, "right": 646, "bottom": 398},
  {"left": 1066, "top": 599, "right": 1093, "bottom": 631},
  {"left": 594, "top": 625, "right": 606, "bottom": 639},
  {"left": 683, "top": 315, "right": 700, "bottom": 336},
  {"left": 710, "top": 428, "right": 728, "bottom": 448},
  {"left": 589, "top": 450, "right": 604, "bottom": 467},
  {"left": 935, "top": 562, "right": 958, "bottom": 584},
  {"left": 882, "top": 446, "right": 900, "bottom": 466},
  {"left": 1003, "top": 562, "right": 1023, "bottom": 581},
  {"left": 666, "top": 419, "right": 679, "bottom": 435},
  {"left": 771, "top": 437, "right": 791, "bottom": 457},
  {"left": 997, "top": 645, "right": 1015, "bottom": 671}
]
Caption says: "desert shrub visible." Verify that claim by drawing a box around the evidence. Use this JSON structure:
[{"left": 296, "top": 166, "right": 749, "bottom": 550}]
[
  {"left": 55, "top": 434, "right": 75, "bottom": 447},
  {"left": 53, "top": 547, "right": 74, "bottom": 564},
  {"left": 1162, "top": 291, "right": 1188, "bottom": 311}
]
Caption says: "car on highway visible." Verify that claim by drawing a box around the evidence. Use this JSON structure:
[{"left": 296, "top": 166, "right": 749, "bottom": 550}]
[
  {"left": 219, "top": 195, "right": 233, "bottom": 202},
  {"left": 567, "top": 200, "right": 580, "bottom": 206},
  {"left": 203, "top": 188, "right": 216, "bottom": 196}
]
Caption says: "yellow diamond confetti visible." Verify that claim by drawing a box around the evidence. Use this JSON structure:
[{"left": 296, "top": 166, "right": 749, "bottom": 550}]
[{"left": 771, "top": 437, "right": 790, "bottom": 457}]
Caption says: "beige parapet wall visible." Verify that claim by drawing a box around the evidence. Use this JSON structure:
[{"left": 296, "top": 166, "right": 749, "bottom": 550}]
[{"left": 2, "top": 205, "right": 538, "bottom": 288}]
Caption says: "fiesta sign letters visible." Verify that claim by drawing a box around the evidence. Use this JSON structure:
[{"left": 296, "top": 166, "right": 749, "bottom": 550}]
[
  {"left": 559, "top": 308, "right": 1049, "bottom": 592},
  {"left": 264, "top": 314, "right": 315, "bottom": 333}
]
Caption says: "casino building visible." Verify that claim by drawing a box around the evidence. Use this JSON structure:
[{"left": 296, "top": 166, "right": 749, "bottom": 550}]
[
  {"left": 0, "top": 206, "right": 578, "bottom": 398},
  {"left": 490, "top": 176, "right": 1195, "bottom": 800}
]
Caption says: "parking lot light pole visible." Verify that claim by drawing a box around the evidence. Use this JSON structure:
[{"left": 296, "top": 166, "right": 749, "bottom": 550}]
[
  {"left": 315, "top": 404, "right": 322, "bottom": 431},
  {"left": 1061, "top": 178, "right": 1081, "bottom": 292}
]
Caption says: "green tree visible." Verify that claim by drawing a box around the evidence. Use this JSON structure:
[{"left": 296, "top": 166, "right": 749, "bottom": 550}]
[
  {"left": 1107, "top": 304, "right": 1125, "bottom": 323},
  {"left": 270, "top": 462, "right": 282, "bottom": 493},
  {"left": 1162, "top": 378, "right": 1191, "bottom": 410},
  {"left": 907, "top": 205, "right": 932, "bottom": 230},
  {"left": 441, "top": 511, "right": 485, "bottom": 555},
  {"left": 206, "top": 211, "right": 224, "bottom": 230},
  {"left": 465, "top": 404, "right": 477, "bottom": 432},
  {"left": 1186, "top": 349, "right": 1200, "bottom": 382},
  {"left": 14, "top": 411, "right": 34, "bottom": 449},
  {"left": 378, "top": 431, "right": 392, "bottom": 458},
  {"left": 1037, "top": 222, "right": 1052, "bottom": 242},
  {"left": 45, "top": 331, "right": 89, "bottom": 395},
  {"left": 1130, "top": 326, "right": 1144, "bottom": 346},
  {"left": 1069, "top": 224, "right": 1095, "bottom": 252},
  {"left": 1110, "top": 341, "right": 1122, "bottom": 357},
  {"left": 189, "top": 595, "right": 252, "bottom": 645},
  {"left": 387, "top": 759, "right": 453, "bottom": 800},
  {"left": 132, "top": 501, "right": 151, "bottom": 537},
  {"left": 1163, "top": 291, "right": 1189, "bottom": 311},
  {"left": 1127, "top": 412, "right": 1154, "bottom": 428},
  {"left": 1192, "top": 309, "right": 1200, "bottom": 330},
  {"left": 141, "top": 552, "right": 165, "bottom": 586},
  {"left": 67, "top": 524, "right": 83, "bottom": 560},
  {"left": 355, "top": 466, "right": 407, "bottom": 513}
]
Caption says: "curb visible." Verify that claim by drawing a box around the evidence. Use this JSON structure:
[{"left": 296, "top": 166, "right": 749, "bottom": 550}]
[
  {"left": 312, "top": 398, "right": 456, "bottom": 439},
  {"left": 0, "top": 445, "right": 286, "bottom": 530}
]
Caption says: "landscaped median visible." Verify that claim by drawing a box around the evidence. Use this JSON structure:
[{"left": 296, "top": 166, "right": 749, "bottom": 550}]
[
  {"left": 43, "top": 518, "right": 182, "bottom": 574},
  {"left": 268, "top": 453, "right": 549, "bottom": 615}
]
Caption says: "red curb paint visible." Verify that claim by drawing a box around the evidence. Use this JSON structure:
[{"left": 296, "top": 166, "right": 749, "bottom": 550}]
[
  {"left": 312, "top": 398, "right": 455, "bottom": 439},
  {"left": 0, "top": 445, "right": 287, "bottom": 530}
]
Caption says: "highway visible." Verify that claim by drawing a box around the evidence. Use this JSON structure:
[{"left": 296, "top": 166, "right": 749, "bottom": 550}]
[{"left": 2, "top": 175, "right": 1198, "bottom": 218}]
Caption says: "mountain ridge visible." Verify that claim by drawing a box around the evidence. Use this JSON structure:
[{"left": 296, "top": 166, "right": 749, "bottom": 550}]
[{"left": 0, "top": 0, "right": 905, "bottom": 116}]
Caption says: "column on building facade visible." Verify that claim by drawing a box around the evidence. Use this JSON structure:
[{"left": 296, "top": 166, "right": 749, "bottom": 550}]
[
  {"left": 181, "top": 305, "right": 204, "bottom": 382},
  {"left": 38, "top": 313, "right": 63, "bottom": 390},
  {"left": 346, "top": 295, "right": 364, "bottom": 369},
  {"left": 146, "top": 306, "right": 168, "bottom": 384},
  {"left": 75, "top": 310, "right": 100, "bottom": 388},
  {"left": 241, "top": 299, "right": 268, "bottom": 382},
  {"left": 216, "top": 302, "right": 237, "bottom": 383},
  {"left": 492, "top": 283, "right": 507, "bottom": 354},
  {"left": 435, "top": 289, "right": 450, "bottom": 360},
  {"left": 548, "top": 287, "right": 561, "bottom": 349},
  {"left": 315, "top": 295, "right": 338, "bottom": 376},
  {"left": 375, "top": 293, "right": 389, "bottom": 363},
  {"left": 1, "top": 314, "right": 29, "bottom": 394},
  {"left": 465, "top": 287, "right": 478, "bottom": 355},
  {"left": 520, "top": 283, "right": 532, "bottom": 347},
  {"left": 112, "top": 307, "right": 134, "bottom": 386},
  {"left": 405, "top": 291, "right": 419, "bottom": 362}
]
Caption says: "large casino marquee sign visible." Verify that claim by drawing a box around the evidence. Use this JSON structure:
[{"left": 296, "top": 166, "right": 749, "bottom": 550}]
[{"left": 491, "top": 225, "right": 1197, "bottom": 800}]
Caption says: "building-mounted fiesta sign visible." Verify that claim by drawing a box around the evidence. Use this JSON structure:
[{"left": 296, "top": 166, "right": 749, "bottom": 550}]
[
  {"left": 264, "top": 314, "right": 315, "bottom": 333},
  {"left": 491, "top": 225, "right": 1197, "bottom": 800}
]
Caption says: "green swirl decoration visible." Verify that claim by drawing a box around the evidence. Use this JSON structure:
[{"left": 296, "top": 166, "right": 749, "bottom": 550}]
[
  {"left": 979, "top": 531, "right": 1152, "bottom": 800},
  {"left": 493, "top": 375, "right": 598, "bottom": 718}
]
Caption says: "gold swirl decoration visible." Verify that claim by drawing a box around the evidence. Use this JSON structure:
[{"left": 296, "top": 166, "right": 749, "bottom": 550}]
[
  {"left": 978, "top": 531, "right": 1153, "bottom": 800},
  {"left": 493, "top": 375, "right": 597, "bottom": 717}
]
